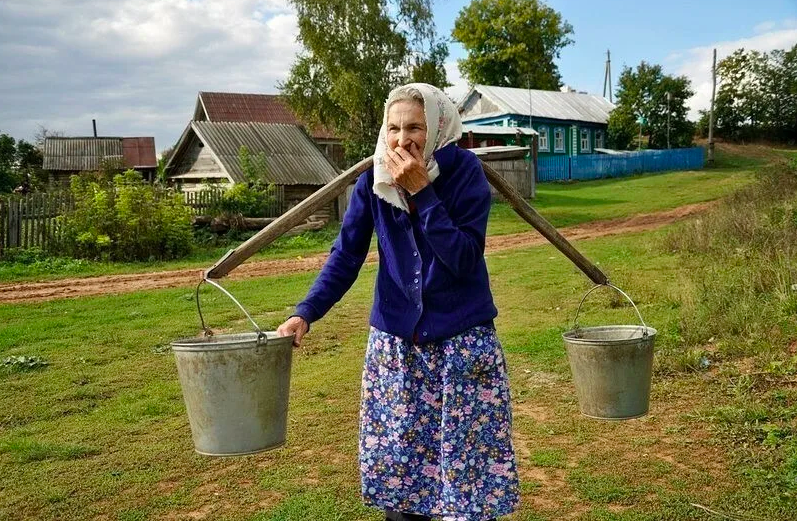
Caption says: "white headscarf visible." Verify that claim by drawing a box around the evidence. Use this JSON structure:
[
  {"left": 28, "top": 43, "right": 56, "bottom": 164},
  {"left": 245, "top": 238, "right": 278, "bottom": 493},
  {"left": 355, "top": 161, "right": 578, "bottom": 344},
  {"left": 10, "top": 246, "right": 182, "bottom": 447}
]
[{"left": 373, "top": 83, "right": 463, "bottom": 212}]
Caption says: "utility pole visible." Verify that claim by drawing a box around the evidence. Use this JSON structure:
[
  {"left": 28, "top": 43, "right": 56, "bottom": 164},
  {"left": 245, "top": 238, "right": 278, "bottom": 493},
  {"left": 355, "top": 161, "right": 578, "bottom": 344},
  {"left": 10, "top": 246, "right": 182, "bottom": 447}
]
[
  {"left": 708, "top": 48, "right": 717, "bottom": 165},
  {"left": 603, "top": 50, "right": 613, "bottom": 102},
  {"left": 667, "top": 91, "right": 671, "bottom": 149},
  {"left": 527, "top": 75, "right": 533, "bottom": 130}
]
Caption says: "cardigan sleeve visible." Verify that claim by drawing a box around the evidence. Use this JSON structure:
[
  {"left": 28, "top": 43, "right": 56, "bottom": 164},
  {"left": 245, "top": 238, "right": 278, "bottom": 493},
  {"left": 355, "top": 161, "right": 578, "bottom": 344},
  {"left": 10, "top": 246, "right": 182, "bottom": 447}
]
[
  {"left": 293, "top": 172, "right": 374, "bottom": 324},
  {"left": 410, "top": 153, "right": 490, "bottom": 279}
]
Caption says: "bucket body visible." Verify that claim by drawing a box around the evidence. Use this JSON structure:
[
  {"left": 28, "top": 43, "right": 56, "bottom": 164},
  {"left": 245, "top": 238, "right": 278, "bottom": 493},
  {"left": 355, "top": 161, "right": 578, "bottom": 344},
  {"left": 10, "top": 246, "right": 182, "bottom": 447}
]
[
  {"left": 171, "top": 332, "right": 293, "bottom": 456},
  {"left": 562, "top": 325, "right": 656, "bottom": 420}
]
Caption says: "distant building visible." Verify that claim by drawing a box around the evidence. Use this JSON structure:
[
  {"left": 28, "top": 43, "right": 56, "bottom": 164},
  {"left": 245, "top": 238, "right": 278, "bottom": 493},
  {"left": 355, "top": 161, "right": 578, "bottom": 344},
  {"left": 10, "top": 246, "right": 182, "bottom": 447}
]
[
  {"left": 165, "top": 121, "right": 340, "bottom": 221},
  {"left": 458, "top": 85, "right": 615, "bottom": 157},
  {"left": 192, "top": 91, "right": 344, "bottom": 168},
  {"left": 42, "top": 137, "right": 157, "bottom": 184}
]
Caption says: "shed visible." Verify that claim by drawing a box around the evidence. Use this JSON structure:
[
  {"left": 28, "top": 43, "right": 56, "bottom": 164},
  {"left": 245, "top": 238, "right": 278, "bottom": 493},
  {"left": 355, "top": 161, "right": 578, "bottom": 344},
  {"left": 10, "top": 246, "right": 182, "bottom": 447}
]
[
  {"left": 43, "top": 136, "right": 157, "bottom": 184},
  {"left": 193, "top": 91, "right": 345, "bottom": 168},
  {"left": 165, "top": 121, "right": 340, "bottom": 222}
]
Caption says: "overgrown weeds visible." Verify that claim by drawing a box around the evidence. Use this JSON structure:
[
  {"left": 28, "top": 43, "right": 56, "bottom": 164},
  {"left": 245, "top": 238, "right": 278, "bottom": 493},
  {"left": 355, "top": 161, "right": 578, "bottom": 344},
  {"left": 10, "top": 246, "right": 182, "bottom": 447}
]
[
  {"left": 664, "top": 159, "right": 797, "bottom": 352},
  {"left": 662, "top": 158, "right": 797, "bottom": 509}
]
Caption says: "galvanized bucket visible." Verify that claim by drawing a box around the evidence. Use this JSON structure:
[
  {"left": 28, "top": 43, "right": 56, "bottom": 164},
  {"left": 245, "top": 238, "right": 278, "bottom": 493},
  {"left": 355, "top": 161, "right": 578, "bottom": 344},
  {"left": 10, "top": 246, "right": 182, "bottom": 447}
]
[
  {"left": 171, "top": 279, "right": 294, "bottom": 456},
  {"left": 562, "top": 284, "right": 656, "bottom": 420}
]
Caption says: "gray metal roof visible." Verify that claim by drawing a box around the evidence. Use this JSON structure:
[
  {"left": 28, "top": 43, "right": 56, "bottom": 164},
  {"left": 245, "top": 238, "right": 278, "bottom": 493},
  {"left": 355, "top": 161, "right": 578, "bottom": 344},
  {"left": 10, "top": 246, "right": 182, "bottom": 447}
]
[
  {"left": 462, "top": 124, "right": 538, "bottom": 136},
  {"left": 43, "top": 137, "right": 123, "bottom": 171},
  {"left": 191, "top": 121, "right": 338, "bottom": 185},
  {"left": 460, "top": 85, "right": 615, "bottom": 125}
]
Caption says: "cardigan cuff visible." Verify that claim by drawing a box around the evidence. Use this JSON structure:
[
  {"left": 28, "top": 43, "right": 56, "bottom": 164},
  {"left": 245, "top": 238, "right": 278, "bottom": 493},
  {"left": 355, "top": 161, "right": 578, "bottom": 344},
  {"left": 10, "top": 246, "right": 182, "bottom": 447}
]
[
  {"left": 410, "top": 183, "right": 439, "bottom": 211},
  {"left": 293, "top": 302, "right": 320, "bottom": 327}
]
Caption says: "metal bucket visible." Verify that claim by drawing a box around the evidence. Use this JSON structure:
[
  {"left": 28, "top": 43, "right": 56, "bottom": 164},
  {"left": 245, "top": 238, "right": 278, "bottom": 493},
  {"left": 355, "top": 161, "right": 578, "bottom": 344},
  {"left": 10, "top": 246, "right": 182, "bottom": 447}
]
[
  {"left": 171, "top": 279, "right": 294, "bottom": 456},
  {"left": 562, "top": 284, "right": 656, "bottom": 420}
]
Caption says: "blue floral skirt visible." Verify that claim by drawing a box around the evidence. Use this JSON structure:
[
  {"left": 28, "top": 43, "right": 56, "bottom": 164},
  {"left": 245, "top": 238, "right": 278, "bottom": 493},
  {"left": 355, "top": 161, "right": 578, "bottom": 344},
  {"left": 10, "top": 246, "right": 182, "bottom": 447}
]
[{"left": 360, "top": 326, "right": 519, "bottom": 520}]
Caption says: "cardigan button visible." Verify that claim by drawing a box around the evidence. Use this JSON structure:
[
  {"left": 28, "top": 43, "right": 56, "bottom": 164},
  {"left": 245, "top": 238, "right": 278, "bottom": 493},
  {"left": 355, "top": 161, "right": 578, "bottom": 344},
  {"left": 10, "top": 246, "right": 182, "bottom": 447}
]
[
  {"left": 412, "top": 251, "right": 418, "bottom": 257},
  {"left": 413, "top": 278, "right": 419, "bottom": 284},
  {"left": 422, "top": 331, "right": 428, "bottom": 337}
]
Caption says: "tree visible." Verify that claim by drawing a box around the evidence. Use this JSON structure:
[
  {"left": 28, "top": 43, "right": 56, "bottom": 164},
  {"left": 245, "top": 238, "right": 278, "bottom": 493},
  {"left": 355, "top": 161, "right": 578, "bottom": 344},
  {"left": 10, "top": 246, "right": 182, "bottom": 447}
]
[
  {"left": 611, "top": 62, "right": 694, "bottom": 149},
  {"left": 452, "top": 0, "right": 574, "bottom": 90},
  {"left": 280, "top": 0, "right": 448, "bottom": 163},
  {"left": 714, "top": 45, "right": 797, "bottom": 143},
  {"left": 607, "top": 107, "right": 638, "bottom": 150},
  {"left": 0, "top": 134, "right": 19, "bottom": 193}
]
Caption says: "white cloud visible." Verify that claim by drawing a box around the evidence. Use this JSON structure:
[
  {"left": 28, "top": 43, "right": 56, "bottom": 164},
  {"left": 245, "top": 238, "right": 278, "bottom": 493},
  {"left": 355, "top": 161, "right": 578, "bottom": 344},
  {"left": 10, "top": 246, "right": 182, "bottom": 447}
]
[
  {"left": 668, "top": 21, "right": 797, "bottom": 119},
  {"left": 0, "top": 0, "right": 300, "bottom": 150},
  {"left": 444, "top": 60, "right": 470, "bottom": 104}
]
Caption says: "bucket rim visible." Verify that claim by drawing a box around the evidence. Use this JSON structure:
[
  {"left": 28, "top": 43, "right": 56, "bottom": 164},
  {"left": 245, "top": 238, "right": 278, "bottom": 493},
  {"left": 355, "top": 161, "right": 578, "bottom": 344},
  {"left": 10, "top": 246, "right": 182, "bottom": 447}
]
[
  {"left": 562, "top": 325, "right": 657, "bottom": 345},
  {"left": 171, "top": 331, "right": 294, "bottom": 352}
]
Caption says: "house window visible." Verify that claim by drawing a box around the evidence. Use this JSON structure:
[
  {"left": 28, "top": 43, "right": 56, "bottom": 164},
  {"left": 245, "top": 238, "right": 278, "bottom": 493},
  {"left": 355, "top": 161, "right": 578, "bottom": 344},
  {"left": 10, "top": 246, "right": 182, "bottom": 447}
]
[
  {"left": 595, "top": 130, "right": 604, "bottom": 149},
  {"left": 554, "top": 128, "right": 565, "bottom": 153},
  {"left": 508, "top": 119, "right": 518, "bottom": 127},
  {"left": 538, "top": 126, "right": 549, "bottom": 151},
  {"left": 580, "top": 129, "right": 590, "bottom": 152}
]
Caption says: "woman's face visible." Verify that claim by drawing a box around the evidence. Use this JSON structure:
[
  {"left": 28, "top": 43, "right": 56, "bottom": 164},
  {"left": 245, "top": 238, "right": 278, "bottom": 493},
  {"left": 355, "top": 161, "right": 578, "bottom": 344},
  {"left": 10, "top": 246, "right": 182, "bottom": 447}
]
[{"left": 386, "top": 100, "right": 427, "bottom": 154}]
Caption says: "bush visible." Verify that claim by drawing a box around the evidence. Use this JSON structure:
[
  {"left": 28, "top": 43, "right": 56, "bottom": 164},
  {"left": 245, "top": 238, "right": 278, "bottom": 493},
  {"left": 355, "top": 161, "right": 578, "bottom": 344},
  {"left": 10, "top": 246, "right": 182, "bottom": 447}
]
[
  {"left": 58, "top": 170, "right": 194, "bottom": 261},
  {"left": 208, "top": 183, "right": 276, "bottom": 218}
]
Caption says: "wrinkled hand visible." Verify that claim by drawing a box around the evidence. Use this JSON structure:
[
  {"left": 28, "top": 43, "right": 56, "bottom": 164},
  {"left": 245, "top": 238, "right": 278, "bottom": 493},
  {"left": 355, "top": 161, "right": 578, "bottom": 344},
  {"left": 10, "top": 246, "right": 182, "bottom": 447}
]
[
  {"left": 383, "top": 142, "right": 429, "bottom": 195},
  {"left": 276, "top": 316, "right": 308, "bottom": 347}
]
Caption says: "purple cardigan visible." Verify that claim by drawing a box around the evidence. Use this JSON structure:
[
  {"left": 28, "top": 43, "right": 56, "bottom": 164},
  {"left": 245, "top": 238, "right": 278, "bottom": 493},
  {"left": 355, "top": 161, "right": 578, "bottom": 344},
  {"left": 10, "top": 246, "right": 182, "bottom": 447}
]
[{"left": 294, "top": 143, "right": 498, "bottom": 342}]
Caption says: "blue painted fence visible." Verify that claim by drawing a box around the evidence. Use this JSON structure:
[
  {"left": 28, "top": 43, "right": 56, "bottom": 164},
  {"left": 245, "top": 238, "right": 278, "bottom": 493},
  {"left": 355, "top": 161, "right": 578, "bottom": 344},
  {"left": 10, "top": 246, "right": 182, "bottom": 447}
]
[{"left": 537, "top": 147, "right": 705, "bottom": 182}]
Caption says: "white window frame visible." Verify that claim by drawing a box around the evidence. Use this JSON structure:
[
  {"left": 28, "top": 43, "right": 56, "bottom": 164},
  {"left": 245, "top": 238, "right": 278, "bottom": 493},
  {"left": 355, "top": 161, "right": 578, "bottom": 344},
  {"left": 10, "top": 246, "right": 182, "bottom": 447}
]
[
  {"left": 595, "top": 129, "right": 604, "bottom": 149},
  {"left": 538, "top": 126, "right": 549, "bottom": 151},
  {"left": 580, "top": 128, "right": 590, "bottom": 152},
  {"left": 554, "top": 127, "right": 565, "bottom": 153}
]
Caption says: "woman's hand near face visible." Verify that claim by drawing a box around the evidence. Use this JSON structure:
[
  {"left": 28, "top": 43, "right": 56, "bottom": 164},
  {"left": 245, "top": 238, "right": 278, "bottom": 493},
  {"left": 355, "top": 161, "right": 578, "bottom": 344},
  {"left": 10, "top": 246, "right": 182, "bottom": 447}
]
[
  {"left": 384, "top": 142, "right": 429, "bottom": 195},
  {"left": 276, "top": 316, "right": 309, "bottom": 347}
]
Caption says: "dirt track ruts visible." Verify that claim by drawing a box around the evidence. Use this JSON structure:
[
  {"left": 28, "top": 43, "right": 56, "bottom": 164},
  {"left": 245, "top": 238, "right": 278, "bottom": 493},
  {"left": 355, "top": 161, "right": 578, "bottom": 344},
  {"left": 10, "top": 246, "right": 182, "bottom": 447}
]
[{"left": 0, "top": 202, "right": 712, "bottom": 304}]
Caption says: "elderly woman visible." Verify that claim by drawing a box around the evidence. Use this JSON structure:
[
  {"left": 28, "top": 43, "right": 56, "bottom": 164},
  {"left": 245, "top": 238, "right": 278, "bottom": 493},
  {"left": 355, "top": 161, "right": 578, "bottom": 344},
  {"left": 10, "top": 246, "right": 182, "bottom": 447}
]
[{"left": 277, "top": 83, "right": 518, "bottom": 521}]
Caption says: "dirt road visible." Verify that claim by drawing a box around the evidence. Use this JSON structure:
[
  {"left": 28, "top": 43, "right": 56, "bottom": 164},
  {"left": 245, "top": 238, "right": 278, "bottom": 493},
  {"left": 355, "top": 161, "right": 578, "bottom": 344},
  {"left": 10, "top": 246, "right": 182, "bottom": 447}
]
[{"left": 0, "top": 202, "right": 710, "bottom": 304}]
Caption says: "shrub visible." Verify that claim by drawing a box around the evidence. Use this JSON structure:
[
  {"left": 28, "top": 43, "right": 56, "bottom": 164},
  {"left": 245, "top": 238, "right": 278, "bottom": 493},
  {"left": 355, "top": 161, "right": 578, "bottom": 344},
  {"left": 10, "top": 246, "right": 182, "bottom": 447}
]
[
  {"left": 58, "top": 169, "right": 193, "bottom": 261},
  {"left": 209, "top": 182, "right": 276, "bottom": 218}
]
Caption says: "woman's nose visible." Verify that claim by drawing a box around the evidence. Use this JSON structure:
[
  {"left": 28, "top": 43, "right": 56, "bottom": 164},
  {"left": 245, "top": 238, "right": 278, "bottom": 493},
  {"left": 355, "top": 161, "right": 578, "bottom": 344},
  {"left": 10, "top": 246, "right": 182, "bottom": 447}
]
[{"left": 397, "top": 131, "right": 412, "bottom": 149}]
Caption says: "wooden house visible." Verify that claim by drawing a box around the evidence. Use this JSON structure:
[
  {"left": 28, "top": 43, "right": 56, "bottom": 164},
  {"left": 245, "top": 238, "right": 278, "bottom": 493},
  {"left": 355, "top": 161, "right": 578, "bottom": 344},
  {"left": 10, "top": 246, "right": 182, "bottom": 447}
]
[
  {"left": 42, "top": 136, "right": 157, "bottom": 184},
  {"left": 165, "top": 121, "right": 340, "bottom": 222},
  {"left": 458, "top": 85, "right": 615, "bottom": 157},
  {"left": 192, "top": 91, "right": 345, "bottom": 168}
]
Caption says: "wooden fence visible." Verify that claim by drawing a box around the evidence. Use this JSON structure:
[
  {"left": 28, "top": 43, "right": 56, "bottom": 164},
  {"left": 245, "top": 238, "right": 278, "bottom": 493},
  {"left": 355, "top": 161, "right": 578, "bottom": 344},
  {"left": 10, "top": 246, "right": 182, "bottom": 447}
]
[
  {"left": 0, "top": 186, "right": 288, "bottom": 257},
  {"left": 182, "top": 186, "right": 285, "bottom": 217},
  {"left": 0, "top": 192, "right": 74, "bottom": 255},
  {"left": 483, "top": 158, "right": 535, "bottom": 199}
]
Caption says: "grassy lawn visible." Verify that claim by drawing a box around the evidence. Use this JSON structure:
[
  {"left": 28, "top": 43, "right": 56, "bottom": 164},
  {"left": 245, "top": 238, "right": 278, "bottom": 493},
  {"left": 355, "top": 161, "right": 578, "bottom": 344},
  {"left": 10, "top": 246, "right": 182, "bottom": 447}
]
[
  {"left": 0, "top": 147, "right": 757, "bottom": 283},
  {"left": 1, "top": 223, "right": 792, "bottom": 520}
]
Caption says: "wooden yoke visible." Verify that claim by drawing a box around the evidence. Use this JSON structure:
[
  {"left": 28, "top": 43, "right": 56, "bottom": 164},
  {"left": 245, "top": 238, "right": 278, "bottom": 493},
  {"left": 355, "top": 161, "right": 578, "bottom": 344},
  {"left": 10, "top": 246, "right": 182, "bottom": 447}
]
[{"left": 204, "top": 155, "right": 609, "bottom": 286}]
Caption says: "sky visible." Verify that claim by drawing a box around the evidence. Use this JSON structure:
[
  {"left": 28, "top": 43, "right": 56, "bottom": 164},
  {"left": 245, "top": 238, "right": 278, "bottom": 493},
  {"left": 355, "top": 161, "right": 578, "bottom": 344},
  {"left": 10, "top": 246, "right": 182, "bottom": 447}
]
[{"left": 1, "top": 0, "right": 795, "bottom": 154}]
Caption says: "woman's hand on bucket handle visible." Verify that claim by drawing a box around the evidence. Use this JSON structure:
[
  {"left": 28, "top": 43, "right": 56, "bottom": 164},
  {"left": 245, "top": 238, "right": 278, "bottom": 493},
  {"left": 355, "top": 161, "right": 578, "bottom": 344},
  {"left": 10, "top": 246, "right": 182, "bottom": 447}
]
[{"left": 277, "top": 316, "right": 308, "bottom": 347}]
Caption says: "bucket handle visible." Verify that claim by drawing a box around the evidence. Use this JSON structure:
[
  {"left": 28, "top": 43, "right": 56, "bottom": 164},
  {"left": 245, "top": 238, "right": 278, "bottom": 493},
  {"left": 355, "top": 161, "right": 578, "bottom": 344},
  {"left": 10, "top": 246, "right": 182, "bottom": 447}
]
[
  {"left": 195, "top": 278, "right": 268, "bottom": 346},
  {"left": 573, "top": 283, "right": 648, "bottom": 337}
]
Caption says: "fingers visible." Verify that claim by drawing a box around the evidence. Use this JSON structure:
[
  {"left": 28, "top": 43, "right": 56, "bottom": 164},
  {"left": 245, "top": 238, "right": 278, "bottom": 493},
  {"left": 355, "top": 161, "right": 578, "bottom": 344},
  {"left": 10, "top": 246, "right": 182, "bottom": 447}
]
[
  {"left": 383, "top": 149, "right": 400, "bottom": 175},
  {"left": 393, "top": 146, "right": 414, "bottom": 163},
  {"left": 277, "top": 316, "right": 308, "bottom": 348},
  {"left": 408, "top": 142, "right": 425, "bottom": 163}
]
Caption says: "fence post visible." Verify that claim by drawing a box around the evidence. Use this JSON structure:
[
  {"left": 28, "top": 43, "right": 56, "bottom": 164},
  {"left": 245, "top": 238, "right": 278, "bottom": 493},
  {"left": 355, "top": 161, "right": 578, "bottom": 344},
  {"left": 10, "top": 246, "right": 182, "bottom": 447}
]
[
  {"left": 0, "top": 197, "right": 4, "bottom": 256},
  {"left": 8, "top": 198, "right": 20, "bottom": 248}
]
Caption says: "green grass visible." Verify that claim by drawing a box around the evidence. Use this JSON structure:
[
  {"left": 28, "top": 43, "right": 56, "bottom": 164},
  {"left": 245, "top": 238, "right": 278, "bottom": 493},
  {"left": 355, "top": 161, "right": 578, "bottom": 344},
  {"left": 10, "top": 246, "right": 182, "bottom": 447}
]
[
  {"left": 0, "top": 161, "right": 754, "bottom": 283},
  {"left": 487, "top": 165, "right": 754, "bottom": 235},
  {"left": 0, "top": 438, "right": 99, "bottom": 463},
  {"left": 1, "top": 224, "right": 792, "bottom": 520}
]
